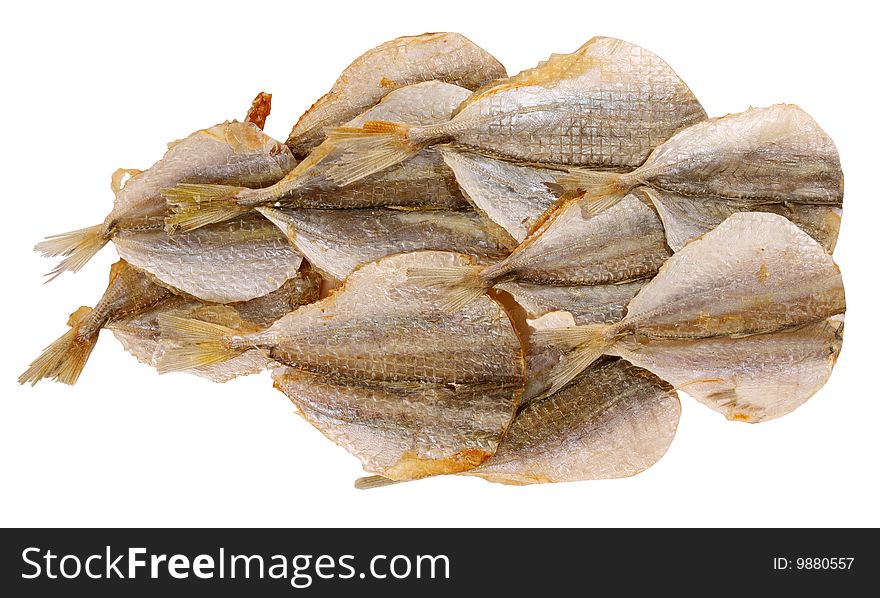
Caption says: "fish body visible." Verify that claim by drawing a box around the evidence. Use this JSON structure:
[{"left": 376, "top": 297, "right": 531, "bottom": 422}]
[
  {"left": 533, "top": 212, "right": 845, "bottom": 416},
  {"left": 37, "top": 117, "right": 295, "bottom": 278},
  {"left": 165, "top": 82, "right": 473, "bottom": 232},
  {"left": 110, "top": 272, "right": 322, "bottom": 383},
  {"left": 468, "top": 359, "right": 680, "bottom": 484},
  {"left": 258, "top": 206, "right": 513, "bottom": 280},
  {"left": 285, "top": 32, "right": 506, "bottom": 157},
  {"left": 324, "top": 37, "right": 706, "bottom": 186},
  {"left": 114, "top": 214, "right": 303, "bottom": 303}
]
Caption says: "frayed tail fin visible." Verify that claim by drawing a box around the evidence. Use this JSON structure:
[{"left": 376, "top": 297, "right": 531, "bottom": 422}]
[
  {"left": 19, "top": 308, "right": 99, "bottom": 385},
  {"left": 530, "top": 324, "right": 617, "bottom": 398},
  {"left": 407, "top": 266, "right": 488, "bottom": 311},
  {"left": 324, "top": 121, "right": 432, "bottom": 187},
  {"left": 34, "top": 224, "right": 110, "bottom": 281},
  {"left": 163, "top": 184, "right": 249, "bottom": 233},
  {"left": 354, "top": 475, "right": 406, "bottom": 490},
  {"left": 556, "top": 168, "right": 633, "bottom": 216},
  {"left": 156, "top": 315, "right": 244, "bottom": 373}
]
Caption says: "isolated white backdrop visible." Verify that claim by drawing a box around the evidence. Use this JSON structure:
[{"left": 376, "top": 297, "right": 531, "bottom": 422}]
[{"left": 1, "top": 0, "right": 876, "bottom": 527}]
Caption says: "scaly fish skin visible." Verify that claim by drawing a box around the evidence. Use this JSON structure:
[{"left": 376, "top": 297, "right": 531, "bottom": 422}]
[
  {"left": 616, "top": 212, "right": 845, "bottom": 340},
  {"left": 110, "top": 272, "right": 322, "bottom": 383},
  {"left": 258, "top": 206, "right": 514, "bottom": 280},
  {"left": 114, "top": 215, "right": 303, "bottom": 304},
  {"left": 638, "top": 104, "right": 842, "bottom": 205},
  {"left": 480, "top": 193, "right": 670, "bottom": 287},
  {"left": 468, "top": 359, "right": 680, "bottom": 484},
  {"left": 286, "top": 32, "right": 506, "bottom": 157},
  {"left": 445, "top": 37, "right": 705, "bottom": 167}
]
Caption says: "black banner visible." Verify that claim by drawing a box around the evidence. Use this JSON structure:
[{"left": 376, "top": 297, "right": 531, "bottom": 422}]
[{"left": 1, "top": 528, "right": 876, "bottom": 595}]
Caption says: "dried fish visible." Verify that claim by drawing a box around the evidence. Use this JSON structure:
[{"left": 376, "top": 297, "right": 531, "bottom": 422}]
[
  {"left": 110, "top": 272, "right": 322, "bottom": 383},
  {"left": 642, "top": 187, "right": 841, "bottom": 253},
  {"left": 466, "top": 359, "right": 680, "bottom": 484},
  {"left": 256, "top": 206, "right": 513, "bottom": 280},
  {"left": 19, "top": 261, "right": 322, "bottom": 386},
  {"left": 496, "top": 280, "right": 645, "bottom": 325},
  {"left": 410, "top": 193, "right": 670, "bottom": 310},
  {"left": 323, "top": 36, "right": 706, "bottom": 186},
  {"left": 532, "top": 212, "right": 845, "bottom": 412},
  {"left": 114, "top": 214, "right": 303, "bottom": 303},
  {"left": 35, "top": 98, "right": 295, "bottom": 279},
  {"left": 612, "top": 317, "right": 843, "bottom": 422},
  {"left": 274, "top": 369, "right": 519, "bottom": 481},
  {"left": 439, "top": 147, "right": 565, "bottom": 242},
  {"left": 157, "top": 251, "right": 524, "bottom": 386},
  {"left": 561, "top": 104, "right": 843, "bottom": 216},
  {"left": 165, "top": 82, "right": 472, "bottom": 232},
  {"left": 19, "top": 261, "right": 173, "bottom": 385},
  {"left": 285, "top": 32, "right": 506, "bottom": 157}
]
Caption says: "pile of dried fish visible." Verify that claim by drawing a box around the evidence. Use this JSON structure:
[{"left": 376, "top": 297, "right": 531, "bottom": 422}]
[{"left": 21, "top": 34, "right": 845, "bottom": 487}]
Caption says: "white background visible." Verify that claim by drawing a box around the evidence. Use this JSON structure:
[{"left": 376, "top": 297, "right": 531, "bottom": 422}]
[{"left": 1, "top": 0, "right": 877, "bottom": 527}]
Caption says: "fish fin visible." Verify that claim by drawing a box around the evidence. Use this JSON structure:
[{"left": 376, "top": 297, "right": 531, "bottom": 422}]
[
  {"left": 162, "top": 184, "right": 249, "bottom": 233},
  {"left": 324, "top": 121, "right": 426, "bottom": 186},
  {"left": 531, "top": 324, "right": 615, "bottom": 397},
  {"left": 245, "top": 91, "right": 272, "bottom": 130},
  {"left": 407, "top": 266, "right": 487, "bottom": 311},
  {"left": 19, "top": 313, "right": 99, "bottom": 386},
  {"left": 34, "top": 224, "right": 110, "bottom": 281},
  {"left": 557, "top": 168, "right": 630, "bottom": 216},
  {"left": 156, "top": 315, "right": 243, "bottom": 373},
  {"left": 354, "top": 475, "right": 405, "bottom": 490}
]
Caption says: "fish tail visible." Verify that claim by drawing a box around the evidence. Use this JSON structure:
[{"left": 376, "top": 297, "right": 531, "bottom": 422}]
[
  {"left": 19, "top": 307, "right": 99, "bottom": 386},
  {"left": 34, "top": 224, "right": 110, "bottom": 281},
  {"left": 162, "top": 184, "right": 249, "bottom": 233},
  {"left": 156, "top": 314, "right": 244, "bottom": 373},
  {"left": 407, "top": 266, "right": 488, "bottom": 311},
  {"left": 323, "top": 121, "right": 432, "bottom": 186},
  {"left": 556, "top": 168, "right": 632, "bottom": 216},
  {"left": 531, "top": 324, "right": 616, "bottom": 397}
]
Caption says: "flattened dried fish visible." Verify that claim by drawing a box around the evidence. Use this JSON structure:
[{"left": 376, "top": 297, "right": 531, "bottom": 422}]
[
  {"left": 20, "top": 261, "right": 173, "bottom": 385},
  {"left": 19, "top": 262, "right": 322, "bottom": 386},
  {"left": 114, "top": 214, "right": 303, "bottom": 303},
  {"left": 612, "top": 317, "right": 843, "bottom": 422},
  {"left": 562, "top": 104, "right": 843, "bottom": 216},
  {"left": 466, "top": 359, "right": 680, "bottom": 484},
  {"left": 256, "top": 206, "right": 513, "bottom": 280},
  {"left": 642, "top": 187, "right": 841, "bottom": 253},
  {"left": 285, "top": 32, "right": 506, "bottom": 157},
  {"left": 439, "top": 147, "right": 565, "bottom": 242},
  {"left": 35, "top": 98, "right": 295, "bottom": 278},
  {"left": 274, "top": 369, "right": 519, "bottom": 481},
  {"left": 532, "top": 212, "right": 845, "bottom": 407},
  {"left": 165, "top": 82, "right": 472, "bottom": 231},
  {"left": 324, "top": 36, "right": 706, "bottom": 186},
  {"left": 110, "top": 272, "right": 322, "bottom": 383},
  {"left": 496, "top": 280, "right": 645, "bottom": 325},
  {"left": 158, "top": 251, "right": 524, "bottom": 386},
  {"left": 411, "top": 193, "right": 670, "bottom": 310}
]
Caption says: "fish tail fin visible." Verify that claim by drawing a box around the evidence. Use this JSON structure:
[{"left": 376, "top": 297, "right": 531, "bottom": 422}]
[
  {"left": 556, "top": 168, "right": 631, "bottom": 215},
  {"left": 531, "top": 324, "right": 616, "bottom": 397},
  {"left": 354, "top": 475, "right": 405, "bottom": 490},
  {"left": 34, "top": 224, "right": 110, "bottom": 281},
  {"left": 324, "top": 121, "right": 431, "bottom": 186},
  {"left": 162, "top": 184, "right": 249, "bottom": 233},
  {"left": 407, "top": 266, "right": 488, "bottom": 311},
  {"left": 19, "top": 307, "right": 99, "bottom": 386},
  {"left": 156, "top": 315, "right": 244, "bottom": 373}
]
